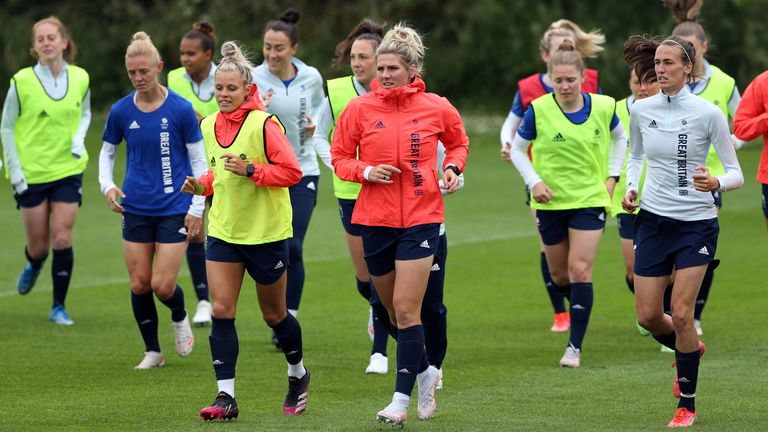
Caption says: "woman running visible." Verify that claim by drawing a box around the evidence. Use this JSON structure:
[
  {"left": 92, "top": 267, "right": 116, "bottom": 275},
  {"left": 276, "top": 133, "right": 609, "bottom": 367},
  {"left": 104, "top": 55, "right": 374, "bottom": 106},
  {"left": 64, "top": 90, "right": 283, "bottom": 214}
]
[
  {"left": 99, "top": 32, "right": 202, "bottom": 369},
  {"left": 500, "top": 19, "right": 605, "bottom": 332},
  {"left": 623, "top": 35, "right": 743, "bottom": 427},
  {"left": 182, "top": 41, "right": 308, "bottom": 420},
  {"left": 1, "top": 16, "right": 91, "bottom": 325},
  {"left": 168, "top": 21, "right": 220, "bottom": 327},
  {"left": 332, "top": 23, "right": 469, "bottom": 426},
  {"left": 510, "top": 42, "right": 626, "bottom": 368},
  {"left": 253, "top": 8, "right": 326, "bottom": 330}
]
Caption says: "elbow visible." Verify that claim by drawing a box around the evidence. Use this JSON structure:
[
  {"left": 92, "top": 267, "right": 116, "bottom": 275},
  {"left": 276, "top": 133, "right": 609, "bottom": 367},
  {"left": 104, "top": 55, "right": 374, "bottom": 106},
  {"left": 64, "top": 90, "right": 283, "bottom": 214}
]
[{"left": 287, "top": 166, "right": 303, "bottom": 186}]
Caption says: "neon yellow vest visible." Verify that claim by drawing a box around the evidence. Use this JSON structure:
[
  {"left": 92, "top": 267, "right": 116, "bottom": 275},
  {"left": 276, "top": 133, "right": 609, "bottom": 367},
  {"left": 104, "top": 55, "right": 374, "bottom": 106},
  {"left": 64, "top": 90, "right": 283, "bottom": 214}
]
[
  {"left": 698, "top": 65, "right": 735, "bottom": 177},
  {"left": 530, "top": 93, "right": 615, "bottom": 210},
  {"left": 200, "top": 111, "right": 293, "bottom": 245},
  {"left": 11, "top": 65, "right": 89, "bottom": 184},
  {"left": 610, "top": 97, "right": 645, "bottom": 216},
  {"left": 327, "top": 76, "right": 363, "bottom": 199},
  {"left": 168, "top": 67, "right": 219, "bottom": 117}
]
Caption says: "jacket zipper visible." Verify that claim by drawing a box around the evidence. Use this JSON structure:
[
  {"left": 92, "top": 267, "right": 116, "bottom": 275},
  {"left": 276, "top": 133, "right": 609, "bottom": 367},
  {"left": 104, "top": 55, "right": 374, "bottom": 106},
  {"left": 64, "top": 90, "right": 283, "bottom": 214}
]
[{"left": 396, "top": 97, "right": 404, "bottom": 228}]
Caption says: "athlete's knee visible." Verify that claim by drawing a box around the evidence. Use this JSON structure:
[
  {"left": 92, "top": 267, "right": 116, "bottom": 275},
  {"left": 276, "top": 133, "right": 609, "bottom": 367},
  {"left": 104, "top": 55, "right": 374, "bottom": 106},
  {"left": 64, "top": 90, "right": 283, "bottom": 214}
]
[
  {"left": 393, "top": 302, "right": 420, "bottom": 328},
  {"left": 671, "top": 306, "right": 694, "bottom": 331},
  {"left": 151, "top": 277, "right": 176, "bottom": 300},
  {"left": 50, "top": 231, "right": 73, "bottom": 250},
  {"left": 637, "top": 312, "right": 665, "bottom": 332},
  {"left": 212, "top": 301, "right": 236, "bottom": 319},
  {"left": 261, "top": 307, "right": 287, "bottom": 326},
  {"left": 130, "top": 276, "right": 152, "bottom": 295},
  {"left": 568, "top": 261, "right": 592, "bottom": 282}
]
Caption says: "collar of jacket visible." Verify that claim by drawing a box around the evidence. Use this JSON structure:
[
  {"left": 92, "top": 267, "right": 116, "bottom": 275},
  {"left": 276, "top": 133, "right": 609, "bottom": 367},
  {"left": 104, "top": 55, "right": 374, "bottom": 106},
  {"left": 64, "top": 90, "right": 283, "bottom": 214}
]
[
  {"left": 371, "top": 76, "right": 426, "bottom": 100},
  {"left": 660, "top": 83, "right": 691, "bottom": 104}
]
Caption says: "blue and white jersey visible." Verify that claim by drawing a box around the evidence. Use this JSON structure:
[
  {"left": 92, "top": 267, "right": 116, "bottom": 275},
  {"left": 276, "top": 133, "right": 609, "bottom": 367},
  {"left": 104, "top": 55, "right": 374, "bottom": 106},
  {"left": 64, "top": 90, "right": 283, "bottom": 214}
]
[{"left": 102, "top": 89, "right": 202, "bottom": 216}]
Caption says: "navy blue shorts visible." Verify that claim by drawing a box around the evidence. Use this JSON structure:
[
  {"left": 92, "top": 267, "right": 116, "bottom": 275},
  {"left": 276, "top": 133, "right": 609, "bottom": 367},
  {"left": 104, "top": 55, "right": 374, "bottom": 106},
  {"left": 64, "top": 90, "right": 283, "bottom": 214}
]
[
  {"left": 122, "top": 212, "right": 187, "bottom": 243},
  {"left": 338, "top": 198, "right": 363, "bottom": 236},
  {"left": 617, "top": 213, "right": 637, "bottom": 240},
  {"left": 633, "top": 209, "right": 719, "bottom": 277},
  {"left": 14, "top": 174, "right": 83, "bottom": 209},
  {"left": 524, "top": 185, "right": 531, "bottom": 207},
  {"left": 536, "top": 207, "right": 606, "bottom": 246},
  {"left": 206, "top": 236, "right": 289, "bottom": 285},
  {"left": 711, "top": 190, "right": 722, "bottom": 209},
  {"left": 762, "top": 183, "right": 768, "bottom": 219},
  {"left": 360, "top": 223, "right": 441, "bottom": 276}
]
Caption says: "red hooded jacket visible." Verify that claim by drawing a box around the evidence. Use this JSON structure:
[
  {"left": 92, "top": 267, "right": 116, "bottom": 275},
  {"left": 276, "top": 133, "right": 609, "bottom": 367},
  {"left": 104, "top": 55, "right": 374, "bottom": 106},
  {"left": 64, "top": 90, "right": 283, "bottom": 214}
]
[
  {"left": 734, "top": 70, "right": 768, "bottom": 183},
  {"left": 331, "top": 77, "right": 469, "bottom": 228}
]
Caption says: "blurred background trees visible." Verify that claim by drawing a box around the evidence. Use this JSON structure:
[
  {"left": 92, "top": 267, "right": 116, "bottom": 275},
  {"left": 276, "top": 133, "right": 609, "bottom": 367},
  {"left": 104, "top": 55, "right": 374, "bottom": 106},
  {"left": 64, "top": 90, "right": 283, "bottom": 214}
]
[{"left": 2, "top": 0, "right": 767, "bottom": 113}]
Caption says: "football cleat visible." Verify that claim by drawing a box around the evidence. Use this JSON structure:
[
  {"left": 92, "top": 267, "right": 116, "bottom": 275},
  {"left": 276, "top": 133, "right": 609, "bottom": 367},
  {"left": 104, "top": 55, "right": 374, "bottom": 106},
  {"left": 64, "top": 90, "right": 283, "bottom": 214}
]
[
  {"left": 636, "top": 321, "right": 651, "bottom": 336},
  {"left": 376, "top": 402, "right": 408, "bottom": 427},
  {"left": 559, "top": 345, "right": 581, "bottom": 368},
  {"left": 550, "top": 311, "right": 570, "bottom": 332},
  {"left": 200, "top": 391, "right": 239, "bottom": 421},
  {"left": 172, "top": 315, "right": 194, "bottom": 357},
  {"left": 417, "top": 366, "right": 439, "bottom": 420},
  {"left": 48, "top": 305, "right": 74, "bottom": 325},
  {"left": 134, "top": 351, "right": 165, "bottom": 369},
  {"left": 365, "top": 353, "right": 388, "bottom": 374},
  {"left": 192, "top": 300, "right": 212, "bottom": 326},
  {"left": 284, "top": 369, "right": 310, "bottom": 415},
  {"left": 17, "top": 262, "right": 44, "bottom": 295},
  {"left": 435, "top": 367, "right": 443, "bottom": 390},
  {"left": 667, "top": 407, "right": 697, "bottom": 428}
]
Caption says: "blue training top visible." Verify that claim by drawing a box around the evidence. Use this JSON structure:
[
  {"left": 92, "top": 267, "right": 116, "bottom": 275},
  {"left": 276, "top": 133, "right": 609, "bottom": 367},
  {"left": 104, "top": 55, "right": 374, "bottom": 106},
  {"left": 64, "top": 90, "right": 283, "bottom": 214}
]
[
  {"left": 516, "top": 93, "right": 619, "bottom": 140},
  {"left": 102, "top": 89, "right": 202, "bottom": 216}
]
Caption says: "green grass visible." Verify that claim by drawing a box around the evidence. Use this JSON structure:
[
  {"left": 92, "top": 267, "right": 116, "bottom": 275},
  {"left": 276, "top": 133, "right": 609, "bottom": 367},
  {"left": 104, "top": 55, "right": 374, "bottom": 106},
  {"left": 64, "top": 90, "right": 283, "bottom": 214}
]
[{"left": 1, "top": 116, "right": 767, "bottom": 431}]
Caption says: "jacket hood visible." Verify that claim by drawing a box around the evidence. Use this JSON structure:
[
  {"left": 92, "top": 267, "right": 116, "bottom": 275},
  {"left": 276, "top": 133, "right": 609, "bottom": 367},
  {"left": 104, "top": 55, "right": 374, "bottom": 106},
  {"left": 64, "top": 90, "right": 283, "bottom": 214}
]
[{"left": 372, "top": 76, "right": 426, "bottom": 100}]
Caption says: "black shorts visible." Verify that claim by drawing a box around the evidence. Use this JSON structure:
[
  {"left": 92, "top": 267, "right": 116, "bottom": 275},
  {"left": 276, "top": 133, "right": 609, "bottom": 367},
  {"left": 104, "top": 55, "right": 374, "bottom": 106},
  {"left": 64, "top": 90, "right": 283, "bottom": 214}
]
[
  {"left": 338, "top": 198, "right": 363, "bottom": 236},
  {"left": 633, "top": 209, "right": 719, "bottom": 277},
  {"left": 360, "top": 223, "right": 441, "bottom": 276},
  {"left": 206, "top": 236, "right": 289, "bottom": 285},
  {"left": 122, "top": 212, "right": 187, "bottom": 244},
  {"left": 14, "top": 174, "right": 83, "bottom": 209},
  {"left": 524, "top": 185, "right": 531, "bottom": 207},
  {"left": 711, "top": 190, "right": 722, "bottom": 209},
  {"left": 617, "top": 213, "right": 637, "bottom": 240},
  {"left": 761, "top": 184, "right": 768, "bottom": 219},
  {"left": 536, "top": 207, "right": 606, "bottom": 245}
]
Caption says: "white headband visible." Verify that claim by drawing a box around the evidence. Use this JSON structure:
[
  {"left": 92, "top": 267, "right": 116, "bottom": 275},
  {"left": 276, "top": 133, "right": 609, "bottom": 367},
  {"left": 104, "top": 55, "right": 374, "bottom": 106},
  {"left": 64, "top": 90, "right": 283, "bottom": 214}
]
[{"left": 662, "top": 39, "right": 693, "bottom": 64}]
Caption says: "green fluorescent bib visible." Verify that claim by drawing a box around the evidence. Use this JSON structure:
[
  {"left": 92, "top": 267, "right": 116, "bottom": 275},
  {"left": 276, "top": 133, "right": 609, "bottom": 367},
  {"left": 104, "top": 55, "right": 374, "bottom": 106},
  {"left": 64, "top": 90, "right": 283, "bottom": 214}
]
[
  {"left": 698, "top": 65, "right": 736, "bottom": 177},
  {"left": 168, "top": 67, "right": 219, "bottom": 117},
  {"left": 326, "top": 75, "right": 363, "bottom": 199},
  {"left": 530, "top": 93, "right": 615, "bottom": 210},
  {"left": 610, "top": 97, "right": 645, "bottom": 217},
  {"left": 12, "top": 65, "right": 89, "bottom": 183},
  {"left": 200, "top": 111, "right": 293, "bottom": 245}
]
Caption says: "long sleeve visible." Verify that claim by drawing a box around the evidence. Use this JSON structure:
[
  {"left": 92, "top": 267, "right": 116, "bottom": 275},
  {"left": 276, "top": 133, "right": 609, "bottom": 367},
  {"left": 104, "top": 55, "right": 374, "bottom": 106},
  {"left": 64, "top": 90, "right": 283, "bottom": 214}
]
[
  {"left": 439, "top": 99, "right": 469, "bottom": 172},
  {"left": 331, "top": 102, "right": 368, "bottom": 183},
  {"left": 312, "top": 97, "right": 334, "bottom": 171},
  {"left": 607, "top": 122, "right": 627, "bottom": 177},
  {"left": 726, "top": 86, "right": 745, "bottom": 149},
  {"left": 499, "top": 111, "right": 523, "bottom": 147},
  {"left": 626, "top": 109, "right": 645, "bottom": 194},
  {"left": 0, "top": 82, "right": 25, "bottom": 188},
  {"left": 185, "top": 139, "right": 207, "bottom": 217},
  {"left": 249, "top": 118, "right": 302, "bottom": 187},
  {"left": 71, "top": 89, "right": 91, "bottom": 158},
  {"left": 98, "top": 141, "right": 118, "bottom": 195},
  {"left": 734, "top": 75, "right": 768, "bottom": 142},
  {"left": 709, "top": 111, "right": 744, "bottom": 191},
  {"left": 437, "top": 141, "right": 465, "bottom": 195},
  {"left": 510, "top": 134, "right": 540, "bottom": 188}
]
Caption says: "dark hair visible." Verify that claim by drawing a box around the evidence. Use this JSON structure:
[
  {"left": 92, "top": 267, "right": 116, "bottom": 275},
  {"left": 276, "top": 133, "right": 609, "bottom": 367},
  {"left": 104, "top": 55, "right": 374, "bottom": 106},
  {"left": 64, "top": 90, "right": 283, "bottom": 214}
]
[
  {"left": 547, "top": 39, "right": 584, "bottom": 75},
  {"left": 332, "top": 18, "right": 385, "bottom": 67},
  {"left": 665, "top": 0, "right": 708, "bottom": 43},
  {"left": 183, "top": 21, "right": 216, "bottom": 53},
  {"left": 30, "top": 16, "right": 77, "bottom": 63},
  {"left": 623, "top": 35, "right": 696, "bottom": 84},
  {"left": 264, "top": 8, "right": 300, "bottom": 46}
]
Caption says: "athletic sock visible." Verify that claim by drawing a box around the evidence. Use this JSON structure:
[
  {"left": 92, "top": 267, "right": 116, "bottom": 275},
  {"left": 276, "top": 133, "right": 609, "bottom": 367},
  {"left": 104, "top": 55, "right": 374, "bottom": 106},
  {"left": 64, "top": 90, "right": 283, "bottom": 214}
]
[
  {"left": 390, "top": 392, "right": 410, "bottom": 411},
  {"left": 186, "top": 241, "right": 209, "bottom": 301},
  {"left": 663, "top": 283, "right": 673, "bottom": 315},
  {"left": 675, "top": 349, "right": 701, "bottom": 411},
  {"left": 210, "top": 317, "right": 238, "bottom": 380},
  {"left": 372, "top": 302, "right": 398, "bottom": 339},
  {"left": 51, "top": 247, "right": 73, "bottom": 307},
  {"left": 269, "top": 313, "right": 304, "bottom": 367},
  {"left": 217, "top": 378, "right": 235, "bottom": 398},
  {"left": 542, "top": 252, "right": 567, "bottom": 312},
  {"left": 625, "top": 275, "right": 635, "bottom": 294},
  {"left": 568, "top": 282, "right": 593, "bottom": 350},
  {"left": 552, "top": 281, "right": 571, "bottom": 300},
  {"left": 394, "top": 325, "right": 425, "bottom": 396},
  {"left": 652, "top": 331, "right": 677, "bottom": 350},
  {"left": 372, "top": 307, "right": 389, "bottom": 356},
  {"left": 288, "top": 359, "right": 306, "bottom": 378},
  {"left": 356, "top": 278, "right": 371, "bottom": 300},
  {"left": 158, "top": 285, "right": 187, "bottom": 322},
  {"left": 422, "top": 306, "right": 447, "bottom": 368},
  {"left": 131, "top": 291, "right": 160, "bottom": 352},
  {"left": 25, "top": 247, "right": 47, "bottom": 270},
  {"left": 694, "top": 266, "right": 715, "bottom": 320}
]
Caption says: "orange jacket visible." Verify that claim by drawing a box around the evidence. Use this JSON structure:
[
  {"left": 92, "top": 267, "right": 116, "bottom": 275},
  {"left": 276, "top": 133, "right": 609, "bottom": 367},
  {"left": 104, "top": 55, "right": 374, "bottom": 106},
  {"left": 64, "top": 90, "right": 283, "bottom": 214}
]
[
  {"left": 734, "top": 70, "right": 768, "bottom": 183},
  {"left": 331, "top": 77, "right": 469, "bottom": 228}
]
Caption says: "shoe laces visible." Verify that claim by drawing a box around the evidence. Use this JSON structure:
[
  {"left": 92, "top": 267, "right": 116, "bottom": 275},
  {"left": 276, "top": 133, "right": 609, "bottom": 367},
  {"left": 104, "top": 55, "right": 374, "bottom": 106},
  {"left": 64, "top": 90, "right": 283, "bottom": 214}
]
[{"left": 673, "top": 408, "right": 692, "bottom": 422}]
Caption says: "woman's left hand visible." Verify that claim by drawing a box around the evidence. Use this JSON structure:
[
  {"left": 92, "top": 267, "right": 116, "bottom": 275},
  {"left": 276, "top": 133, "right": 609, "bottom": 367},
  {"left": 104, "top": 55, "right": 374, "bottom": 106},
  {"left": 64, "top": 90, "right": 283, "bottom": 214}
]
[
  {"left": 692, "top": 165, "right": 720, "bottom": 192},
  {"left": 184, "top": 214, "right": 203, "bottom": 241},
  {"left": 303, "top": 116, "right": 316, "bottom": 138},
  {"left": 441, "top": 169, "right": 459, "bottom": 193},
  {"left": 220, "top": 153, "right": 247, "bottom": 176}
]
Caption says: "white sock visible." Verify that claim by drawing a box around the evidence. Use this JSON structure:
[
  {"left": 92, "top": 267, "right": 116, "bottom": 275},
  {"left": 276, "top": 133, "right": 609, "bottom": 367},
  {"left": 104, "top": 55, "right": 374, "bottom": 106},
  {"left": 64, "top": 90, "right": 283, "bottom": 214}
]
[
  {"left": 391, "top": 392, "right": 410, "bottom": 410},
  {"left": 288, "top": 360, "right": 306, "bottom": 378},
  {"left": 288, "top": 309, "right": 298, "bottom": 318},
  {"left": 217, "top": 378, "right": 235, "bottom": 398}
]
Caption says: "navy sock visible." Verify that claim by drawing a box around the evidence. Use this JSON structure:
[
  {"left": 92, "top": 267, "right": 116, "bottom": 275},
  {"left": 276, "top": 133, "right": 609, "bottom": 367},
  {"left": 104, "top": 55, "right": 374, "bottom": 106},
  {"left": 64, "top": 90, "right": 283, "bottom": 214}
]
[
  {"left": 158, "top": 285, "right": 187, "bottom": 322},
  {"left": 422, "top": 305, "right": 447, "bottom": 368},
  {"left": 25, "top": 247, "right": 47, "bottom": 270},
  {"left": 269, "top": 313, "right": 303, "bottom": 365},
  {"left": 568, "top": 282, "right": 594, "bottom": 350},
  {"left": 542, "top": 252, "right": 566, "bottom": 312},
  {"left": 372, "top": 308, "right": 389, "bottom": 356},
  {"left": 286, "top": 238, "right": 304, "bottom": 311},
  {"left": 394, "top": 325, "right": 425, "bottom": 396},
  {"left": 552, "top": 281, "right": 571, "bottom": 300},
  {"left": 663, "top": 283, "right": 673, "bottom": 315},
  {"left": 675, "top": 349, "right": 701, "bottom": 411},
  {"left": 186, "top": 241, "right": 209, "bottom": 301},
  {"left": 694, "top": 267, "right": 715, "bottom": 320},
  {"left": 131, "top": 291, "right": 160, "bottom": 352},
  {"left": 652, "top": 331, "right": 676, "bottom": 350},
  {"left": 51, "top": 247, "right": 73, "bottom": 307},
  {"left": 625, "top": 275, "right": 635, "bottom": 294},
  {"left": 371, "top": 302, "right": 397, "bottom": 340},
  {"left": 210, "top": 317, "right": 238, "bottom": 380},
  {"left": 356, "top": 278, "right": 371, "bottom": 300}
]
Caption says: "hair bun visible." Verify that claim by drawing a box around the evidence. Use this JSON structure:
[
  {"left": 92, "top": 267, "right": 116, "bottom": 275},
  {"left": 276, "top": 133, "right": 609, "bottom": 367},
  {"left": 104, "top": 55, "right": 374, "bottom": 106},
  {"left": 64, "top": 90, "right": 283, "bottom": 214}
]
[
  {"left": 557, "top": 39, "right": 576, "bottom": 52},
  {"left": 278, "top": 8, "right": 300, "bottom": 24},
  {"left": 132, "top": 31, "right": 151, "bottom": 42},
  {"left": 193, "top": 21, "right": 215, "bottom": 36}
]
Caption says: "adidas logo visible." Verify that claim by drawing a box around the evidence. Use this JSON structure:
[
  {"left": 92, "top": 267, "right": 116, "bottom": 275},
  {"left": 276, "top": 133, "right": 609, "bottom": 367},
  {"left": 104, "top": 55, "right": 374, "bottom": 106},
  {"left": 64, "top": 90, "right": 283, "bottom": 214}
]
[
  {"left": 129, "top": 120, "right": 141, "bottom": 129},
  {"left": 648, "top": 120, "right": 658, "bottom": 128},
  {"left": 419, "top": 240, "right": 430, "bottom": 249},
  {"left": 178, "top": 227, "right": 188, "bottom": 235},
  {"left": 681, "top": 119, "right": 687, "bottom": 126},
  {"left": 552, "top": 133, "right": 566, "bottom": 142},
  {"left": 397, "top": 368, "right": 411, "bottom": 374},
  {"left": 196, "top": 283, "right": 208, "bottom": 289},
  {"left": 598, "top": 212, "right": 605, "bottom": 221},
  {"left": 572, "top": 304, "right": 585, "bottom": 310},
  {"left": 374, "top": 120, "right": 385, "bottom": 129},
  {"left": 39, "top": 110, "right": 50, "bottom": 118},
  {"left": 286, "top": 350, "right": 299, "bottom": 355},
  {"left": 307, "top": 181, "right": 316, "bottom": 191},
  {"left": 274, "top": 260, "right": 284, "bottom": 270},
  {"left": 212, "top": 359, "right": 224, "bottom": 366},
  {"left": 678, "top": 377, "right": 691, "bottom": 383},
  {"left": 56, "top": 271, "right": 69, "bottom": 277},
  {"left": 698, "top": 246, "right": 709, "bottom": 256},
  {"left": 139, "top": 319, "right": 153, "bottom": 325},
  {"left": 431, "top": 263, "right": 440, "bottom": 271}
]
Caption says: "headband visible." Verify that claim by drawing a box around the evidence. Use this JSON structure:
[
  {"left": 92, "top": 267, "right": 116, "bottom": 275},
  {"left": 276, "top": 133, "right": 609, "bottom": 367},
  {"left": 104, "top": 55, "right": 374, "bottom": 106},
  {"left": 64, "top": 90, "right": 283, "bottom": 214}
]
[{"left": 662, "top": 39, "right": 693, "bottom": 64}]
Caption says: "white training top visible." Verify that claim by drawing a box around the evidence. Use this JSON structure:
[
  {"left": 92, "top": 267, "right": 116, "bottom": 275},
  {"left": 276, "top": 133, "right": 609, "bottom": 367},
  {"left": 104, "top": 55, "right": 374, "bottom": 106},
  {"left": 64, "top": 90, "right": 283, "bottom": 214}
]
[
  {"left": 313, "top": 77, "right": 368, "bottom": 172},
  {"left": 627, "top": 85, "right": 743, "bottom": 221},
  {"left": 179, "top": 62, "right": 216, "bottom": 102}
]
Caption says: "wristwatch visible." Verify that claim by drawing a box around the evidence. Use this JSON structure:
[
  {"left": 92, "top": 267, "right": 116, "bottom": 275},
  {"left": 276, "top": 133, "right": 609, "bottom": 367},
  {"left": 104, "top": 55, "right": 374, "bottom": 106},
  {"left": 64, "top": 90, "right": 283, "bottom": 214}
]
[
  {"left": 246, "top": 164, "right": 255, "bottom": 178},
  {"left": 446, "top": 165, "right": 461, "bottom": 176}
]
